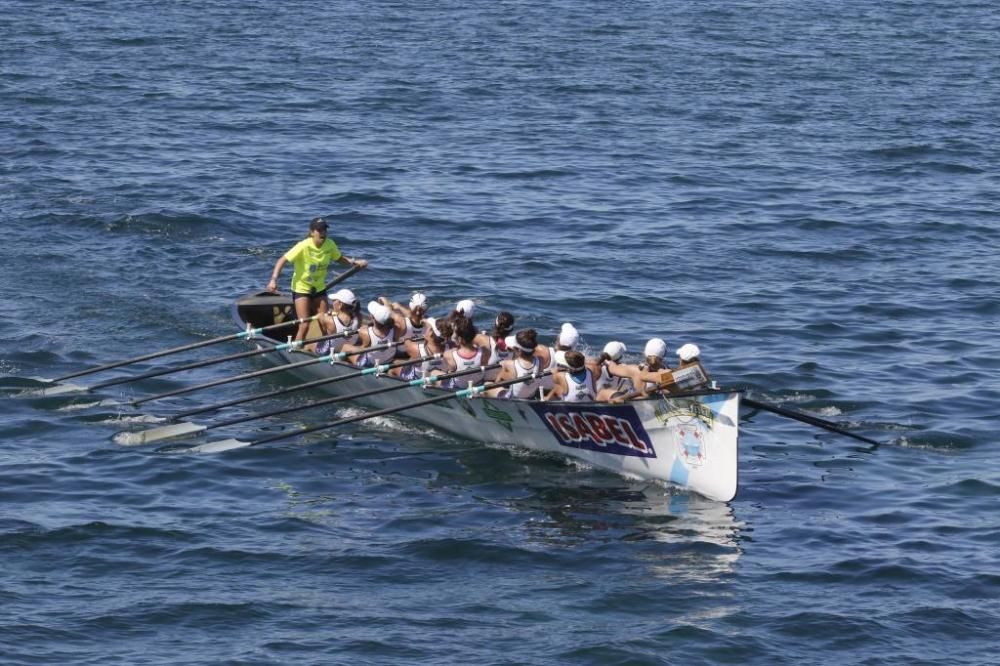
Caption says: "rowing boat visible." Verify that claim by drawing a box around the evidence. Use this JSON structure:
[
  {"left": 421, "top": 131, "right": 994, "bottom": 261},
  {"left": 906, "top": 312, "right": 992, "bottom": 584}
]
[{"left": 233, "top": 292, "right": 741, "bottom": 502}]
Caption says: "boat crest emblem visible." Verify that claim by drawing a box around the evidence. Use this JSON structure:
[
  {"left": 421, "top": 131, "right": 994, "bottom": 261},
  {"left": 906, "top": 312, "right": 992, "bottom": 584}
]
[
  {"left": 654, "top": 398, "right": 715, "bottom": 429},
  {"left": 674, "top": 425, "right": 707, "bottom": 467}
]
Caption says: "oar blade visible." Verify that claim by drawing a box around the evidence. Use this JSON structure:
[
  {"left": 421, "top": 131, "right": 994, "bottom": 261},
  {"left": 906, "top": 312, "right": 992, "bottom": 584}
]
[
  {"left": 184, "top": 438, "right": 254, "bottom": 454},
  {"left": 742, "top": 396, "right": 881, "bottom": 446},
  {"left": 28, "top": 382, "right": 90, "bottom": 397},
  {"left": 114, "top": 421, "right": 207, "bottom": 446}
]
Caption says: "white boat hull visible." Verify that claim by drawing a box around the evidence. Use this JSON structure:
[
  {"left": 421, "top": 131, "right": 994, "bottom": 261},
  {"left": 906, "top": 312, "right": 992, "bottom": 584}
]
[{"left": 236, "top": 293, "right": 740, "bottom": 502}]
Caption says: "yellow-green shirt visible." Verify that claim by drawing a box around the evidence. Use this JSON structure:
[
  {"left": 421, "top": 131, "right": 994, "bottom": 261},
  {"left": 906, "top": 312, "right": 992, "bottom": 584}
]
[{"left": 284, "top": 238, "right": 342, "bottom": 294}]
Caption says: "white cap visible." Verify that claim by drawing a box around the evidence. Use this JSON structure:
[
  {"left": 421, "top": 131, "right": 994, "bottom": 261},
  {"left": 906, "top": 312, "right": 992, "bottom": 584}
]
[
  {"left": 644, "top": 337, "right": 667, "bottom": 359},
  {"left": 455, "top": 299, "right": 475, "bottom": 317},
  {"left": 505, "top": 334, "right": 533, "bottom": 352},
  {"left": 409, "top": 292, "right": 427, "bottom": 310},
  {"left": 557, "top": 322, "right": 579, "bottom": 348},
  {"left": 602, "top": 341, "right": 626, "bottom": 361},
  {"left": 426, "top": 317, "right": 442, "bottom": 337},
  {"left": 329, "top": 288, "right": 356, "bottom": 305},
  {"left": 367, "top": 300, "right": 391, "bottom": 324},
  {"left": 676, "top": 343, "right": 701, "bottom": 362}
]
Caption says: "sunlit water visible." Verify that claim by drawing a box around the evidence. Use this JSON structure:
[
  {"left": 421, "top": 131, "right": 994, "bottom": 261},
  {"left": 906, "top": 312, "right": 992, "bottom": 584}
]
[{"left": 2, "top": 1, "right": 998, "bottom": 663}]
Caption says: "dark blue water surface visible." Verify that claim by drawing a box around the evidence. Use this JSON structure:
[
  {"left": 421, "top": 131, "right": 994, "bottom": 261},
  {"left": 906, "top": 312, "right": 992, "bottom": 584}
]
[{"left": 2, "top": 1, "right": 999, "bottom": 663}]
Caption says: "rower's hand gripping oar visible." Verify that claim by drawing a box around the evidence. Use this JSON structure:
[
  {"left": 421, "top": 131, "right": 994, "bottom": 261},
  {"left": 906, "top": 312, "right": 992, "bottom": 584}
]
[
  {"left": 179, "top": 368, "right": 552, "bottom": 454},
  {"left": 30, "top": 329, "right": 356, "bottom": 397},
  {"left": 120, "top": 354, "right": 488, "bottom": 446},
  {"left": 742, "top": 396, "right": 881, "bottom": 446}
]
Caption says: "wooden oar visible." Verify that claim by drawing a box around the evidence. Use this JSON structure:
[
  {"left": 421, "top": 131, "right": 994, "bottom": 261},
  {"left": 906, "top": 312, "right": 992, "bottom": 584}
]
[
  {"left": 124, "top": 361, "right": 504, "bottom": 447},
  {"left": 36, "top": 264, "right": 365, "bottom": 387},
  {"left": 175, "top": 368, "right": 550, "bottom": 454},
  {"left": 320, "top": 261, "right": 365, "bottom": 292},
  {"left": 130, "top": 334, "right": 416, "bottom": 407},
  {"left": 167, "top": 343, "right": 429, "bottom": 418},
  {"left": 39, "top": 314, "right": 319, "bottom": 386},
  {"left": 742, "top": 396, "right": 881, "bottom": 446},
  {"left": 33, "top": 329, "right": 354, "bottom": 397}
]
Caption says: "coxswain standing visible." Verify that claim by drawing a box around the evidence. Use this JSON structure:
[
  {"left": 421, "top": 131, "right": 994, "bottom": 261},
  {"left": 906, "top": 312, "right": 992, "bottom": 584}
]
[{"left": 267, "top": 217, "right": 368, "bottom": 342}]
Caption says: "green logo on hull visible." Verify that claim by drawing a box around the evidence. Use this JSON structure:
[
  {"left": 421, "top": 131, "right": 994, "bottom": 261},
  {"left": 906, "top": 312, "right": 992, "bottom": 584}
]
[{"left": 482, "top": 400, "right": 514, "bottom": 432}]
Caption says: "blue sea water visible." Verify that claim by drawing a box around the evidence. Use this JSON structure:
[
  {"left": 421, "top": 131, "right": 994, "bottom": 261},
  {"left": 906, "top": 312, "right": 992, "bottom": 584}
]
[{"left": 2, "top": 0, "right": 999, "bottom": 663}]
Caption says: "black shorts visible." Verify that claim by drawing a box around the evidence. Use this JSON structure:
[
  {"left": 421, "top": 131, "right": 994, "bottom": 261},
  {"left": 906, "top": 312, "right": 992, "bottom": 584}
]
[{"left": 292, "top": 289, "right": 328, "bottom": 301}]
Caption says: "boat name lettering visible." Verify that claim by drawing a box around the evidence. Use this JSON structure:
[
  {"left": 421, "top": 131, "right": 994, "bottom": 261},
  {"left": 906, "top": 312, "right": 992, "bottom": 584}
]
[{"left": 531, "top": 404, "right": 656, "bottom": 458}]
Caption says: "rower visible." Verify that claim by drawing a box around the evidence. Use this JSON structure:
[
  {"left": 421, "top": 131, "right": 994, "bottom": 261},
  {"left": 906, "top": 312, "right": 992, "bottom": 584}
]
[
  {"left": 396, "top": 317, "right": 452, "bottom": 380},
  {"left": 311, "top": 288, "right": 360, "bottom": 355},
  {"left": 545, "top": 351, "right": 596, "bottom": 402},
  {"left": 659, "top": 343, "right": 712, "bottom": 393},
  {"left": 341, "top": 301, "right": 401, "bottom": 367},
  {"left": 633, "top": 338, "right": 667, "bottom": 396},
  {"left": 602, "top": 338, "right": 669, "bottom": 402},
  {"left": 447, "top": 299, "right": 476, "bottom": 328},
  {"left": 379, "top": 292, "right": 428, "bottom": 341},
  {"left": 537, "top": 322, "right": 579, "bottom": 396},
  {"left": 442, "top": 317, "right": 490, "bottom": 388},
  {"left": 475, "top": 311, "right": 515, "bottom": 381},
  {"left": 592, "top": 341, "right": 635, "bottom": 402},
  {"left": 487, "top": 329, "right": 545, "bottom": 400}
]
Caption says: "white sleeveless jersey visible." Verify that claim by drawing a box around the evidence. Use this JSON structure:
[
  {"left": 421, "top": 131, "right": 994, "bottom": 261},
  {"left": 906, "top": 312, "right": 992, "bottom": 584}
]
[
  {"left": 484, "top": 336, "right": 512, "bottom": 380},
  {"left": 418, "top": 342, "right": 446, "bottom": 378},
  {"left": 359, "top": 325, "right": 396, "bottom": 366},
  {"left": 561, "top": 369, "right": 595, "bottom": 402},
  {"left": 403, "top": 316, "right": 425, "bottom": 340},
  {"left": 401, "top": 342, "right": 446, "bottom": 380},
  {"left": 445, "top": 347, "right": 484, "bottom": 389},
  {"left": 509, "top": 357, "right": 543, "bottom": 399},
  {"left": 538, "top": 346, "right": 560, "bottom": 390},
  {"left": 595, "top": 364, "right": 632, "bottom": 394},
  {"left": 316, "top": 314, "right": 359, "bottom": 355}
]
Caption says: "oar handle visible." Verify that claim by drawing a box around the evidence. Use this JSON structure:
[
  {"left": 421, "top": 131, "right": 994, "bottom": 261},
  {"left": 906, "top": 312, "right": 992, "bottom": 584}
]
[{"left": 320, "top": 262, "right": 365, "bottom": 293}]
